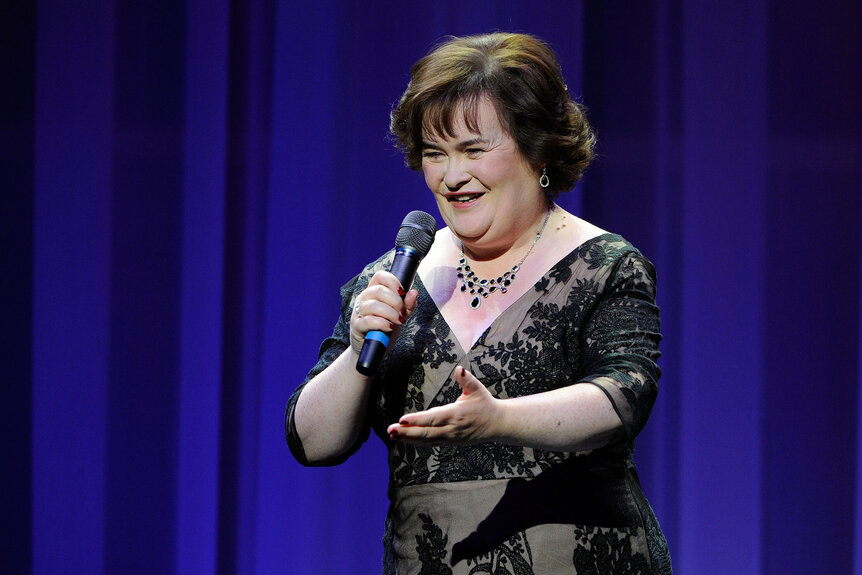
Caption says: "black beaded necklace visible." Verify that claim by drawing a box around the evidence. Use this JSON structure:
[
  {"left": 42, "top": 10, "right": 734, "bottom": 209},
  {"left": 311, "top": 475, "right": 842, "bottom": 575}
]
[{"left": 456, "top": 208, "right": 553, "bottom": 310}]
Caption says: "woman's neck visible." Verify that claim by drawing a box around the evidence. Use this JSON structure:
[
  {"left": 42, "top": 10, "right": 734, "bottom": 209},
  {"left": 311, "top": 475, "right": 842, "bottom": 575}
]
[{"left": 458, "top": 203, "right": 553, "bottom": 263}]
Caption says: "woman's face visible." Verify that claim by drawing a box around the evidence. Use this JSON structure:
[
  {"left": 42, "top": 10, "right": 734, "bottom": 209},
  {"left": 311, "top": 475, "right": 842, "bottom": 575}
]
[{"left": 421, "top": 98, "right": 546, "bottom": 256}]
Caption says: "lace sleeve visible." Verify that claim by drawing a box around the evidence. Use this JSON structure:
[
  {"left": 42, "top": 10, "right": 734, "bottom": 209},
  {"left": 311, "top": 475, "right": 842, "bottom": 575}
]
[
  {"left": 284, "top": 251, "right": 393, "bottom": 466},
  {"left": 577, "top": 251, "right": 662, "bottom": 440}
]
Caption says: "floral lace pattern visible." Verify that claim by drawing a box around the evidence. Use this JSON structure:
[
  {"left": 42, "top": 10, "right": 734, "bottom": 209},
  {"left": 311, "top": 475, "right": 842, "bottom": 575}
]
[{"left": 287, "top": 234, "right": 671, "bottom": 574}]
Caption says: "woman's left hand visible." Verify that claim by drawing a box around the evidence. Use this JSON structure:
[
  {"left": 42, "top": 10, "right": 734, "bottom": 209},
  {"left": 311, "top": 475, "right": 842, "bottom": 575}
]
[{"left": 387, "top": 366, "right": 501, "bottom": 445}]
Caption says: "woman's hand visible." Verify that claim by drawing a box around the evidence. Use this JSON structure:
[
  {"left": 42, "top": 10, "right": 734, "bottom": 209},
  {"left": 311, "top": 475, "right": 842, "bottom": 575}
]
[
  {"left": 387, "top": 366, "right": 501, "bottom": 445},
  {"left": 350, "top": 270, "right": 418, "bottom": 355}
]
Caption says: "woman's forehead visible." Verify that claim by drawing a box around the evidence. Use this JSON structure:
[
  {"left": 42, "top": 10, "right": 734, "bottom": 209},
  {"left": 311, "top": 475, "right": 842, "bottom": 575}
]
[{"left": 420, "top": 96, "right": 503, "bottom": 140}]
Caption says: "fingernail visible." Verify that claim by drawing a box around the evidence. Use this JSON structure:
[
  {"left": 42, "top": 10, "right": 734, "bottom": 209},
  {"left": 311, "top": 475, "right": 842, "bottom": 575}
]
[
  {"left": 389, "top": 322, "right": 396, "bottom": 330},
  {"left": 398, "top": 287, "right": 405, "bottom": 296},
  {"left": 399, "top": 314, "right": 405, "bottom": 323}
]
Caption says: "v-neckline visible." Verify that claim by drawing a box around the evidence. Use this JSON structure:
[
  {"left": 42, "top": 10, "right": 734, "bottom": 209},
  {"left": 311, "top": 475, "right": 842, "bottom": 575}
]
[{"left": 415, "top": 232, "right": 615, "bottom": 355}]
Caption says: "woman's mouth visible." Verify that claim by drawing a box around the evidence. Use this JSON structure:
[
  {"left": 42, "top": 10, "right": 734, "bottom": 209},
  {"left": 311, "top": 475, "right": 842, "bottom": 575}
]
[{"left": 448, "top": 193, "right": 485, "bottom": 203}]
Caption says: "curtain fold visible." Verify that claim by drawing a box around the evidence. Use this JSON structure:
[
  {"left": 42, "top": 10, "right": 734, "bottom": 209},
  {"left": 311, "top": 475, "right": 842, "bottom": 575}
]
[
  {"left": 2, "top": 1, "right": 859, "bottom": 573},
  {"left": 176, "top": 0, "right": 228, "bottom": 572},
  {"left": 1, "top": 1, "right": 36, "bottom": 573}
]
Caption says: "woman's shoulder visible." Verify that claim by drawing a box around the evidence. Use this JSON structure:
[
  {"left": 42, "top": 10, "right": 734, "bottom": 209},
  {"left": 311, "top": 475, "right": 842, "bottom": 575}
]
[
  {"left": 572, "top": 232, "right": 647, "bottom": 265},
  {"left": 564, "top": 232, "right": 658, "bottom": 297},
  {"left": 548, "top": 214, "right": 655, "bottom": 287},
  {"left": 355, "top": 248, "right": 398, "bottom": 277},
  {"left": 337, "top": 248, "right": 397, "bottom": 300}
]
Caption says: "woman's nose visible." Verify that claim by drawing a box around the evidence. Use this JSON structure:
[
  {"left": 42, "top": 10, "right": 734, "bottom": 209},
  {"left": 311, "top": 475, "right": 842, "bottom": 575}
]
[{"left": 443, "top": 157, "right": 470, "bottom": 190}]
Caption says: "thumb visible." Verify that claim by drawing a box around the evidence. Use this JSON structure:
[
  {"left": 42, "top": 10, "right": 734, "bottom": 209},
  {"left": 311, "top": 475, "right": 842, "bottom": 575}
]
[
  {"left": 404, "top": 288, "right": 420, "bottom": 317},
  {"left": 454, "top": 365, "right": 483, "bottom": 395}
]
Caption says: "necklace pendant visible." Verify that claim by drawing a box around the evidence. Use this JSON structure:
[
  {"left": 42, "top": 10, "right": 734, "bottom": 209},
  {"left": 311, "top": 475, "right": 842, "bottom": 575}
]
[{"left": 457, "top": 207, "right": 551, "bottom": 311}]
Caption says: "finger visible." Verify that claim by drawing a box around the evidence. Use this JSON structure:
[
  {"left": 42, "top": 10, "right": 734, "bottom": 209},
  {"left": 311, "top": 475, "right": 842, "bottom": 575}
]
[
  {"left": 356, "top": 315, "right": 398, "bottom": 336},
  {"left": 362, "top": 283, "right": 404, "bottom": 309},
  {"left": 352, "top": 296, "right": 396, "bottom": 328},
  {"left": 350, "top": 297, "right": 399, "bottom": 354},
  {"left": 403, "top": 289, "right": 419, "bottom": 318},
  {"left": 368, "top": 270, "right": 406, "bottom": 296},
  {"left": 364, "top": 278, "right": 411, "bottom": 312},
  {"left": 454, "top": 365, "right": 484, "bottom": 395},
  {"left": 388, "top": 422, "right": 454, "bottom": 444},
  {"left": 397, "top": 405, "right": 451, "bottom": 428},
  {"left": 361, "top": 296, "right": 406, "bottom": 325},
  {"left": 368, "top": 270, "right": 411, "bottom": 312}
]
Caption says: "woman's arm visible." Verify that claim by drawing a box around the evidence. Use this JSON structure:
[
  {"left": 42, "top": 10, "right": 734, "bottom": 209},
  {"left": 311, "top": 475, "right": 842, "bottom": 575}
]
[
  {"left": 292, "top": 348, "right": 374, "bottom": 463},
  {"left": 289, "top": 270, "right": 417, "bottom": 464},
  {"left": 387, "top": 365, "right": 624, "bottom": 452}
]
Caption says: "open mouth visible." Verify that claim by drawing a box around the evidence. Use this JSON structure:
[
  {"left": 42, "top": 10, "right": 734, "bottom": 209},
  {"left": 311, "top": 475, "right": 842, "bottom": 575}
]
[{"left": 447, "top": 193, "right": 485, "bottom": 203}]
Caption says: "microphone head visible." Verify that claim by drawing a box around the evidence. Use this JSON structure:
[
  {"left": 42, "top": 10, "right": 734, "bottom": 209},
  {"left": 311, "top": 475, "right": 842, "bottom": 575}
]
[{"left": 395, "top": 210, "right": 436, "bottom": 257}]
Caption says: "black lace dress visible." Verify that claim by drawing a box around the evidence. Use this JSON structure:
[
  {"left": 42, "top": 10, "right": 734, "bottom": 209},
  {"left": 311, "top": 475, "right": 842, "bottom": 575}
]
[{"left": 286, "top": 234, "right": 672, "bottom": 574}]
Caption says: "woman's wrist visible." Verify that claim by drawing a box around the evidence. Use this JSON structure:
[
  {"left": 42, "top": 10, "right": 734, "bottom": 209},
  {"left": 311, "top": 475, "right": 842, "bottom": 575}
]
[{"left": 485, "top": 396, "right": 512, "bottom": 444}]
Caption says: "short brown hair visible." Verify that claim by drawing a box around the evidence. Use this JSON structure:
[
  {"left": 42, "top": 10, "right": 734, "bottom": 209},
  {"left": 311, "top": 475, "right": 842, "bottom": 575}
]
[{"left": 390, "top": 32, "right": 596, "bottom": 197}]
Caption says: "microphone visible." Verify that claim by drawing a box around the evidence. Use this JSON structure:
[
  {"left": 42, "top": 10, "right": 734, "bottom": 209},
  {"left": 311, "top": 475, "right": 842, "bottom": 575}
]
[{"left": 356, "top": 210, "right": 437, "bottom": 376}]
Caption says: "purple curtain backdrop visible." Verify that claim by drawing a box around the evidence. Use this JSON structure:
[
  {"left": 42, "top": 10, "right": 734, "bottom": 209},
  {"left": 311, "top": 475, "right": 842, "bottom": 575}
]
[{"left": 2, "top": 1, "right": 860, "bottom": 574}]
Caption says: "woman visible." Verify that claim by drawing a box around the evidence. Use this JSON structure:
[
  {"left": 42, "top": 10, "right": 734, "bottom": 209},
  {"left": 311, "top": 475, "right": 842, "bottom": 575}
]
[{"left": 286, "top": 32, "right": 671, "bottom": 574}]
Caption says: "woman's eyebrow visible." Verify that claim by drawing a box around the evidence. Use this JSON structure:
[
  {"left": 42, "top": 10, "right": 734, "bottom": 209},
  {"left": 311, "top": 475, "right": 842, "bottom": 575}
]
[
  {"left": 421, "top": 136, "right": 489, "bottom": 150},
  {"left": 458, "top": 137, "right": 487, "bottom": 148}
]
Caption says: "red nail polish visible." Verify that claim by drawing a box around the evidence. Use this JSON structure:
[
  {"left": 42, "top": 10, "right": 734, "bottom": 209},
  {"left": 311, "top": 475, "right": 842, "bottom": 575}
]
[
  {"left": 399, "top": 314, "right": 405, "bottom": 323},
  {"left": 389, "top": 322, "right": 396, "bottom": 330},
  {"left": 398, "top": 287, "right": 405, "bottom": 296}
]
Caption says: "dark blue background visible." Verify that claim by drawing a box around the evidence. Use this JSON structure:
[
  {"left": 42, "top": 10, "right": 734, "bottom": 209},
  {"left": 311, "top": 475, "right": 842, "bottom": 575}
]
[{"left": 2, "top": 1, "right": 860, "bottom": 573}]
